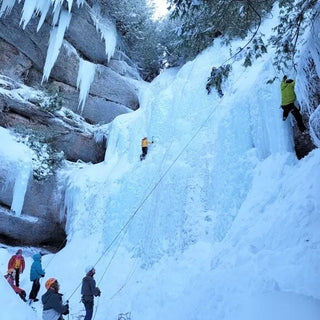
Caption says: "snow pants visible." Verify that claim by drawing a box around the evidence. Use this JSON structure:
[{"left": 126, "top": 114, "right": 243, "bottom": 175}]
[
  {"left": 29, "top": 278, "right": 40, "bottom": 300},
  {"left": 281, "top": 103, "right": 306, "bottom": 132},
  {"left": 83, "top": 301, "right": 94, "bottom": 320}
]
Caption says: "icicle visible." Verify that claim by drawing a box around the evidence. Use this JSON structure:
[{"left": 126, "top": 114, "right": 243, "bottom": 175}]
[
  {"left": 20, "top": 0, "right": 38, "bottom": 29},
  {"left": 11, "top": 160, "right": 32, "bottom": 216},
  {"left": 77, "top": 0, "right": 84, "bottom": 7},
  {"left": 76, "top": 58, "right": 96, "bottom": 114},
  {"left": 35, "top": 0, "right": 51, "bottom": 31},
  {"left": 90, "top": 9, "right": 117, "bottom": 61},
  {"left": 42, "top": 10, "right": 72, "bottom": 83},
  {"left": 66, "top": 0, "right": 73, "bottom": 11},
  {"left": 51, "top": 0, "right": 64, "bottom": 11},
  {"left": 0, "top": 0, "right": 17, "bottom": 18},
  {"left": 52, "top": 2, "right": 62, "bottom": 26}
]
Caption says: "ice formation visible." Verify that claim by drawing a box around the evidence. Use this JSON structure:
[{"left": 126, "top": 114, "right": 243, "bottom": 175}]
[{"left": 76, "top": 58, "right": 96, "bottom": 114}]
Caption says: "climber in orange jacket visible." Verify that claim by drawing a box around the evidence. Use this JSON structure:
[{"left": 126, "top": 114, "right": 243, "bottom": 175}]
[
  {"left": 8, "top": 249, "right": 25, "bottom": 287},
  {"left": 140, "top": 137, "right": 153, "bottom": 160}
]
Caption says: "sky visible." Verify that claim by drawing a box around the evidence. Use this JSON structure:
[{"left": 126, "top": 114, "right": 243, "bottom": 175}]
[
  {"left": 0, "top": 3, "right": 320, "bottom": 320},
  {"left": 149, "top": 0, "right": 169, "bottom": 19}
]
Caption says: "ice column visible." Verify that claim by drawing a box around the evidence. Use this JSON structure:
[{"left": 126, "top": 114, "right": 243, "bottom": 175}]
[
  {"left": 77, "top": 58, "right": 96, "bottom": 114},
  {"left": 42, "top": 9, "right": 72, "bottom": 83},
  {"left": 11, "top": 161, "right": 32, "bottom": 216}
]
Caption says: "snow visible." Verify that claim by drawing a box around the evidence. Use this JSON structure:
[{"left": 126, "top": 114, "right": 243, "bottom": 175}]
[
  {"left": 42, "top": 9, "right": 72, "bottom": 83},
  {"left": 0, "top": 4, "right": 320, "bottom": 320},
  {"left": 76, "top": 58, "right": 96, "bottom": 114}
]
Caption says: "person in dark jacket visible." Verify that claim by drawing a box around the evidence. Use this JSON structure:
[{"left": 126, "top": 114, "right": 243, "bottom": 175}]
[
  {"left": 81, "top": 266, "right": 101, "bottom": 320},
  {"left": 8, "top": 249, "right": 25, "bottom": 287},
  {"left": 28, "top": 253, "right": 45, "bottom": 304},
  {"left": 42, "top": 278, "right": 69, "bottom": 320},
  {"left": 280, "top": 75, "right": 306, "bottom": 132},
  {"left": 206, "top": 66, "right": 224, "bottom": 97}
]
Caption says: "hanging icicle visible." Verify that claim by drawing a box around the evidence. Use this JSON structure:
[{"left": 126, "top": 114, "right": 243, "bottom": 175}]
[
  {"left": 77, "top": 58, "right": 96, "bottom": 114},
  {"left": 42, "top": 9, "right": 72, "bottom": 83}
]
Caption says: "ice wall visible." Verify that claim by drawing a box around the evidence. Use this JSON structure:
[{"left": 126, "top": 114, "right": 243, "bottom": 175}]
[{"left": 0, "top": 128, "right": 32, "bottom": 216}]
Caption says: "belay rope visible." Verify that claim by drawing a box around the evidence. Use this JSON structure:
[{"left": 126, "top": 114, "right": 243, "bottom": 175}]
[{"left": 54, "top": 2, "right": 264, "bottom": 316}]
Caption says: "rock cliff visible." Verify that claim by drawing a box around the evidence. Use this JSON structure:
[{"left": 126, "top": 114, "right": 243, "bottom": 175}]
[{"left": 0, "top": 1, "right": 142, "bottom": 248}]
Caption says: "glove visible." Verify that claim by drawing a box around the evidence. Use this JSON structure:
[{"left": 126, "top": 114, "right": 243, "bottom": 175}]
[
  {"left": 41, "top": 274, "right": 45, "bottom": 277},
  {"left": 97, "top": 288, "right": 101, "bottom": 296},
  {"left": 152, "top": 141, "right": 154, "bottom": 144},
  {"left": 283, "top": 75, "right": 287, "bottom": 81},
  {"left": 63, "top": 304, "right": 69, "bottom": 315}
]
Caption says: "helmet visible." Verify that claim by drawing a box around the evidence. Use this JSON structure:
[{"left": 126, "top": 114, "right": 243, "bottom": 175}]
[
  {"left": 45, "top": 278, "right": 57, "bottom": 290},
  {"left": 85, "top": 265, "right": 94, "bottom": 274}
]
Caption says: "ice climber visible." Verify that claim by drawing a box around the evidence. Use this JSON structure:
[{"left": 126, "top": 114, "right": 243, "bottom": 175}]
[
  {"left": 81, "top": 266, "right": 101, "bottom": 320},
  {"left": 42, "top": 278, "right": 69, "bottom": 320},
  {"left": 4, "top": 268, "right": 27, "bottom": 301},
  {"left": 206, "top": 66, "right": 224, "bottom": 97},
  {"left": 280, "top": 75, "right": 307, "bottom": 132},
  {"left": 8, "top": 248, "right": 25, "bottom": 287},
  {"left": 140, "top": 137, "right": 154, "bottom": 161},
  {"left": 28, "top": 253, "right": 45, "bottom": 304}
]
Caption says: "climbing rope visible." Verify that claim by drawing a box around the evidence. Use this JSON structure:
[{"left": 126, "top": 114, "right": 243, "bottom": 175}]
[{"left": 221, "top": 0, "right": 262, "bottom": 67}]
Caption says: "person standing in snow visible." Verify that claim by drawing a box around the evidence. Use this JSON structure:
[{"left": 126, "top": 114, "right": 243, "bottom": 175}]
[
  {"left": 7, "top": 248, "right": 25, "bottom": 287},
  {"left": 28, "top": 253, "right": 45, "bottom": 304},
  {"left": 42, "top": 278, "right": 69, "bottom": 320},
  {"left": 81, "top": 266, "right": 101, "bottom": 320},
  {"left": 140, "top": 137, "right": 154, "bottom": 160},
  {"left": 280, "top": 75, "right": 306, "bottom": 132}
]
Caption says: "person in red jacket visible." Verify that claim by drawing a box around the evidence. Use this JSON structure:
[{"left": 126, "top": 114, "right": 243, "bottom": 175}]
[{"left": 8, "top": 249, "right": 25, "bottom": 287}]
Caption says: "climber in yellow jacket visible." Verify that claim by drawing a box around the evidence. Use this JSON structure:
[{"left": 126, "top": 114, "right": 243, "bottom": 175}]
[
  {"left": 280, "top": 75, "right": 306, "bottom": 132},
  {"left": 140, "top": 137, "right": 153, "bottom": 160}
]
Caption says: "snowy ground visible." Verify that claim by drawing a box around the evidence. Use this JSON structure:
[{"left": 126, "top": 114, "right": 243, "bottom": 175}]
[{"left": 1, "top": 7, "right": 320, "bottom": 320}]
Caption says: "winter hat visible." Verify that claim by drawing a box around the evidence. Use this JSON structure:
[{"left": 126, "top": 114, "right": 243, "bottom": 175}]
[
  {"left": 85, "top": 265, "right": 94, "bottom": 274},
  {"left": 45, "top": 278, "right": 57, "bottom": 290},
  {"left": 16, "top": 249, "right": 22, "bottom": 254}
]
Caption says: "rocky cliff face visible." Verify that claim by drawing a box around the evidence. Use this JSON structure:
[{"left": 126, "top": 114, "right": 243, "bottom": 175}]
[{"left": 0, "top": 1, "right": 142, "bottom": 249}]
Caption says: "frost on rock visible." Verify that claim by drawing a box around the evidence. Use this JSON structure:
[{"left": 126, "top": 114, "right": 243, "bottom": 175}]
[
  {"left": 309, "top": 105, "right": 320, "bottom": 147},
  {"left": 77, "top": 58, "right": 96, "bottom": 114},
  {"left": 90, "top": 8, "right": 117, "bottom": 61},
  {"left": 0, "top": 0, "right": 16, "bottom": 17},
  {"left": 42, "top": 9, "right": 72, "bottom": 83}
]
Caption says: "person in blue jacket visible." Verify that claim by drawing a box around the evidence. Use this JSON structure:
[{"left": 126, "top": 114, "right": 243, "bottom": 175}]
[{"left": 28, "top": 253, "right": 45, "bottom": 304}]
